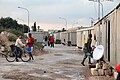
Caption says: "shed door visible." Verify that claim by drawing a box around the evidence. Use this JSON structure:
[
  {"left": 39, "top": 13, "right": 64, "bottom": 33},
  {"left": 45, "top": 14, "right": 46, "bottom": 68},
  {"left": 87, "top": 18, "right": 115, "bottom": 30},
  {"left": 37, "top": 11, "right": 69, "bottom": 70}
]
[
  {"left": 106, "top": 20, "right": 110, "bottom": 61},
  {"left": 68, "top": 33, "right": 70, "bottom": 41}
]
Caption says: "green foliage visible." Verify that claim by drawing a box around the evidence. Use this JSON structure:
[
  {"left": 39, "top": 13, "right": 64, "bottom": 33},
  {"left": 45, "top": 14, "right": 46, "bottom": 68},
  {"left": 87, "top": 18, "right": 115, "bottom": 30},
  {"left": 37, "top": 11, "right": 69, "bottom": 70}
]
[
  {"left": 8, "top": 35, "right": 17, "bottom": 42},
  {"left": 0, "top": 28, "right": 5, "bottom": 33},
  {"left": 33, "top": 22, "right": 37, "bottom": 31},
  {"left": 62, "top": 28, "right": 66, "bottom": 32},
  {"left": 34, "top": 40, "right": 44, "bottom": 50},
  {"left": 7, "top": 29, "right": 24, "bottom": 37},
  {"left": 0, "top": 17, "right": 29, "bottom": 33}
]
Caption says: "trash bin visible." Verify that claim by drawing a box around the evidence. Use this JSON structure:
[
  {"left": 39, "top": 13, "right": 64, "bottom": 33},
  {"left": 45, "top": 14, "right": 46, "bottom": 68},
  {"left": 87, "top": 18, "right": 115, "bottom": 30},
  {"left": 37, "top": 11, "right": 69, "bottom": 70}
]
[{"left": 67, "top": 41, "right": 71, "bottom": 46}]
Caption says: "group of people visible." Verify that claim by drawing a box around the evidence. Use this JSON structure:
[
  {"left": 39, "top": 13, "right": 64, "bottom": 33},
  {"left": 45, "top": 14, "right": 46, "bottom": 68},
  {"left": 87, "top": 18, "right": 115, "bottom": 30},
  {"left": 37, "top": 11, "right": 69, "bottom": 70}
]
[
  {"left": 14, "top": 33, "right": 55, "bottom": 62},
  {"left": 44, "top": 35, "right": 54, "bottom": 48},
  {"left": 15, "top": 33, "right": 34, "bottom": 62}
]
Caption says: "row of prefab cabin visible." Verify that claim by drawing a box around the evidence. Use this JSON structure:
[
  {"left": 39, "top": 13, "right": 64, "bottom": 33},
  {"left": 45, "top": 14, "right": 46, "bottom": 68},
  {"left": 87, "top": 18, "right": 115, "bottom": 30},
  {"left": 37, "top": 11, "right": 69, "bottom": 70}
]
[
  {"left": 54, "top": 3, "right": 120, "bottom": 67},
  {"left": 54, "top": 27, "right": 94, "bottom": 48}
]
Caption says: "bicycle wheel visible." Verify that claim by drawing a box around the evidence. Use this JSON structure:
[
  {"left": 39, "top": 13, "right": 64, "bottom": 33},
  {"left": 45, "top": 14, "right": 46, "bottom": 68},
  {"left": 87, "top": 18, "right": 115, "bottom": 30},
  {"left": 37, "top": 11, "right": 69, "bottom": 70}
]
[
  {"left": 5, "top": 51, "right": 16, "bottom": 62},
  {"left": 21, "top": 50, "right": 30, "bottom": 62}
]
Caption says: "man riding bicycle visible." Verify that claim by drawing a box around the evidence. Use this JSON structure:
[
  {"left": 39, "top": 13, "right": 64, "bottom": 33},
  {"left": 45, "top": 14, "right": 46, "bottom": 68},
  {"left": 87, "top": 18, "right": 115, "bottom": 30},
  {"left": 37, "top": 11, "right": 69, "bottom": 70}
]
[{"left": 15, "top": 35, "right": 25, "bottom": 62}]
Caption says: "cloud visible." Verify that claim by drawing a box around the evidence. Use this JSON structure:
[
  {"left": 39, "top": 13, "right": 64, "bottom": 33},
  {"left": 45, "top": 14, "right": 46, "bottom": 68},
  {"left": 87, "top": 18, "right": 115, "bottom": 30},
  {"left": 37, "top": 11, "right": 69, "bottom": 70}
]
[{"left": 0, "top": 0, "right": 119, "bottom": 30}]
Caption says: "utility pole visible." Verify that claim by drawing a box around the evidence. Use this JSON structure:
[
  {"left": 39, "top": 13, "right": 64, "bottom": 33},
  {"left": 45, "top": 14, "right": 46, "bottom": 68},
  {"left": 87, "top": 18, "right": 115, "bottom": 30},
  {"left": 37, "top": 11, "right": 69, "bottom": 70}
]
[
  {"left": 18, "top": 7, "right": 30, "bottom": 33},
  {"left": 89, "top": 0, "right": 113, "bottom": 44},
  {"left": 59, "top": 17, "right": 67, "bottom": 30}
]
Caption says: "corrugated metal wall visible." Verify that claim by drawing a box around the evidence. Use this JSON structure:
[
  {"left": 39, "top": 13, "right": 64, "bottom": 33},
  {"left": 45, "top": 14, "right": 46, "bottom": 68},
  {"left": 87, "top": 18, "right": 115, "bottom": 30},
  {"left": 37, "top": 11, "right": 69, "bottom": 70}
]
[
  {"left": 116, "top": 7, "right": 120, "bottom": 66},
  {"left": 54, "top": 32, "right": 61, "bottom": 41},
  {"left": 31, "top": 32, "right": 44, "bottom": 42},
  {"left": 94, "top": 5, "right": 120, "bottom": 66},
  {"left": 60, "top": 32, "right": 68, "bottom": 44},
  {"left": 76, "top": 27, "right": 94, "bottom": 48},
  {"left": 76, "top": 31, "right": 82, "bottom": 48},
  {"left": 70, "top": 31, "right": 77, "bottom": 46}
]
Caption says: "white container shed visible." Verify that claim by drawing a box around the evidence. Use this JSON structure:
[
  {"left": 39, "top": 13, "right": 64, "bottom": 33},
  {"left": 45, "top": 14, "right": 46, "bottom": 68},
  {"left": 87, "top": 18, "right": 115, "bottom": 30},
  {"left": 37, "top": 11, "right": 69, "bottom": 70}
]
[
  {"left": 31, "top": 32, "right": 44, "bottom": 42},
  {"left": 68, "top": 30, "right": 77, "bottom": 46},
  {"left": 76, "top": 27, "right": 94, "bottom": 49},
  {"left": 54, "top": 32, "right": 61, "bottom": 42},
  {"left": 60, "top": 31, "right": 68, "bottom": 45}
]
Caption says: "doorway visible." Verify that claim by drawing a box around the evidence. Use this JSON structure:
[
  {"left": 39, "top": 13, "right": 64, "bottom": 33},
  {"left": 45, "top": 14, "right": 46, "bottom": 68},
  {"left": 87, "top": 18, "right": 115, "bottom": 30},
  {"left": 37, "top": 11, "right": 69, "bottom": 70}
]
[{"left": 106, "top": 20, "right": 110, "bottom": 61}]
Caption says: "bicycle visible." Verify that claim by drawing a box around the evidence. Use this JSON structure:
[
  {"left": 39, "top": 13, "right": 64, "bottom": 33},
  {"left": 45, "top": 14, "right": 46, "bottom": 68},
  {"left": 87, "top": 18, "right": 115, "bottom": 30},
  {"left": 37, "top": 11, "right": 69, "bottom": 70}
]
[{"left": 5, "top": 44, "right": 31, "bottom": 62}]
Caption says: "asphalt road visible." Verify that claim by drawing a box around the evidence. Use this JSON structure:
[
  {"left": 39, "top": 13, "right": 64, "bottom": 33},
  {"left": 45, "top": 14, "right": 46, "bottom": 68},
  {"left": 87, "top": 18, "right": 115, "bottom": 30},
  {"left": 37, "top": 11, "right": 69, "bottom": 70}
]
[{"left": 0, "top": 44, "right": 90, "bottom": 80}]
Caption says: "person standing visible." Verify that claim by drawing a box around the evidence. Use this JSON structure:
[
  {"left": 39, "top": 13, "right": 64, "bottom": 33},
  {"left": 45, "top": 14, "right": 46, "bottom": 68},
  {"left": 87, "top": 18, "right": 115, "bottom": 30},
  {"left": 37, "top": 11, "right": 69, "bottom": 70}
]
[
  {"left": 15, "top": 35, "right": 25, "bottom": 62},
  {"left": 50, "top": 35, "right": 54, "bottom": 47},
  {"left": 81, "top": 34, "right": 92, "bottom": 66},
  {"left": 44, "top": 36, "right": 48, "bottom": 46},
  {"left": 27, "top": 33, "right": 34, "bottom": 60}
]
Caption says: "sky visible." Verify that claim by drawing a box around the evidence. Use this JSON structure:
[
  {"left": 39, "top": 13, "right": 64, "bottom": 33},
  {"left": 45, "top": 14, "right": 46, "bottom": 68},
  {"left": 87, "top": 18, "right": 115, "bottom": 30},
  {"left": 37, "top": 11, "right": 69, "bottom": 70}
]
[{"left": 0, "top": 0, "right": 119, "bottom": 31}]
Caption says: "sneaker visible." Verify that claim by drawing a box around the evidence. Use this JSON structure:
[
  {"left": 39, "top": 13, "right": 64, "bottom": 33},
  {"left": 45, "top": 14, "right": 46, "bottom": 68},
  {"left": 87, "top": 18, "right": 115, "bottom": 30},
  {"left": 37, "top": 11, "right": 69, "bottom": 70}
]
[
  {"left": 32, "top": 58, "right": 34, "bottom": 60},
  {"left": 16, "top": 59, "right": 19, "bottom": 62},
  {"left": 29, "top": 58, "right": 31, "bottom": 60},
  {"left": 81, "top": 62, "right": 85, "bottom": 66},
  {"left": 88, "top": 62, "right": 92, "bottom": 64}
]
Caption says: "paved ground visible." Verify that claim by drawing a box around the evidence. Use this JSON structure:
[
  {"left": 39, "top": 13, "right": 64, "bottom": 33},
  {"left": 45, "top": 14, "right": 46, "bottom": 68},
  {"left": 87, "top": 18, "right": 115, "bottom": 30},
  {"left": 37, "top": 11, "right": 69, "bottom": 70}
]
[{"left": 0, "top": 44, "right": 113, "bottom": 80}]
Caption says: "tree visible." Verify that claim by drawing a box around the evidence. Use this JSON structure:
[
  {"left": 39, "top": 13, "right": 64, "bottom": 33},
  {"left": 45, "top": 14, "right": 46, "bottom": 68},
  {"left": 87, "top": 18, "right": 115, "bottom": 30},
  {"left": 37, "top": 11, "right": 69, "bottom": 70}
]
[
  {"left": 33, "top": 22, "right": 37, "bottom": 31},
  {"left": 0, "top": 17, "right": 29, "bottom": 33},
  {"left": 38, "top": 26, "right": 40, "bottom": 30},
  {"left": 62, "top": 28, "right": 66, "bottom": 32},
  {"left": 23, "top": 24, "right": 29, "bottom": 33}
]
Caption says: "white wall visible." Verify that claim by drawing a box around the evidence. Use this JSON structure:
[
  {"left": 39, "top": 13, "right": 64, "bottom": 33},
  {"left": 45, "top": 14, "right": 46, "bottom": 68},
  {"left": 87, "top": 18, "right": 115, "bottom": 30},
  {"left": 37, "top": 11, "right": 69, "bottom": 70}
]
[{"left": 31, "top": 32, "right": 44, "bottom": 42}]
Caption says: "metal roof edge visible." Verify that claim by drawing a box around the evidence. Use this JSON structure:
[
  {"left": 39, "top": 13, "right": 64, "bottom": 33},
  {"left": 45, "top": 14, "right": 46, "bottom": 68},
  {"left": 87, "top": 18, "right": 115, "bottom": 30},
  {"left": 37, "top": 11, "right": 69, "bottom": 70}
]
[
  {"left": 76, "top": 27, "right": 94, "bottom": 32},
  {"left": 94, "top": 3, "right": 120, "bottom": 26}
]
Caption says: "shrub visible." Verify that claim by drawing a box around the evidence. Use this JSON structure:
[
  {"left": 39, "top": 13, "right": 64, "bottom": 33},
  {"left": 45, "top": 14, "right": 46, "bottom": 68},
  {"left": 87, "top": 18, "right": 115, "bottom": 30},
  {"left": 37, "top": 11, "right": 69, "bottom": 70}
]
[
  {"left": 34, "top": 40, "right": 44, "bottom": 50},
  {"left": 7, "top": 29, "right": 24, "bottom": 37},
  {"left": 0, "top": 28, "right": 5, "bottom": 33},
  {"left": 8, "top": 35, "right": 17, "bottom": 42}
]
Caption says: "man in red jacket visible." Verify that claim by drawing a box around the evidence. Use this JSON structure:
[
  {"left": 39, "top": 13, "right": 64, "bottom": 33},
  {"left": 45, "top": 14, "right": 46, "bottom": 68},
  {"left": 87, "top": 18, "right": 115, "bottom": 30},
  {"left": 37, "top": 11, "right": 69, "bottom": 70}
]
[
  {"left": 50, "top": 36, "right": 54, "bottom": 47},
  {"left": 27, "top": 33, "right": 34, "bottom": 60}
]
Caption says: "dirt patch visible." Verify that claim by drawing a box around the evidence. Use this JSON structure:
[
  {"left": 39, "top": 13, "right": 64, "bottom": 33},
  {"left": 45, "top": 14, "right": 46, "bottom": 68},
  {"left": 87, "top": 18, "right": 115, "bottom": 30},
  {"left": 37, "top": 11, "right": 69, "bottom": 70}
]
[
  {"left": 33, "top": 49, "right": 48, "bottom": 56},
  {"left": 88, "top": 76, "right": 114, "bottom": 80},
  {"left": 54, "top": 54, "right": 63, "bottom": 56},
  {"left": 2, "top": 71, "right": 54, "bottom": 80}
]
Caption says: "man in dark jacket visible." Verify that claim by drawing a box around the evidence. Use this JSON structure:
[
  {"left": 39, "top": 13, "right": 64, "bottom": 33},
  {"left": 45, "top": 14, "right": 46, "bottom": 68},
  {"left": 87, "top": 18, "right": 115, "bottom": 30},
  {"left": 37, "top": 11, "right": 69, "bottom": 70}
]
[{"left": 81, "top": 34, "right": 92, "bottom": 66}]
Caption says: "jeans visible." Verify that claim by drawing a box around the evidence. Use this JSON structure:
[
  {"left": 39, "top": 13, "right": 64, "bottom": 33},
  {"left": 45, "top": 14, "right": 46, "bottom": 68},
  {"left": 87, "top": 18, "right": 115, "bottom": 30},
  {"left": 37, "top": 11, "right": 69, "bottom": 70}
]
[
  {"left": 50, "top": 42, "right": 54, "bottom": 47},
  {"left": 117, "top": 72, "right": 120, "bottom": 80},
  {"left": 16, "top": 47, "right": 22, "bottom": 58},
  {"left": 81, "top": 52, "right": 92, "bottom": 64}
]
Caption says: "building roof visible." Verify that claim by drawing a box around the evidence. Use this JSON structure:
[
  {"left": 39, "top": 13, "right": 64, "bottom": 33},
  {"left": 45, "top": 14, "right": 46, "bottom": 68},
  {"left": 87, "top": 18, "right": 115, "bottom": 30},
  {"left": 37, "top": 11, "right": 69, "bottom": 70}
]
[{"left": 76, "top": 27, "right": 94, "bottom": 32}]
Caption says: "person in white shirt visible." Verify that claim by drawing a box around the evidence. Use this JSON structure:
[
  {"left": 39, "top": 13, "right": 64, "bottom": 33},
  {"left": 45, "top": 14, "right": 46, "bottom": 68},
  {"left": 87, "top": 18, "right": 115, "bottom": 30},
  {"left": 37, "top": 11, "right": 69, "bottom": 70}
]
[{"left": 15, "top": 35, "right": 25, "bottom": 62}]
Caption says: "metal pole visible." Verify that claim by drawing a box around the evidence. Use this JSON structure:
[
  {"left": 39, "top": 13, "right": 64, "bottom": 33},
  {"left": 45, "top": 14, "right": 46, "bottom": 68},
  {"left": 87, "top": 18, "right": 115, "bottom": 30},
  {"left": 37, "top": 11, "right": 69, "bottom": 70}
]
[
  {"left": 98, "top": 0, "right": 101, "bottom": 44},
  {"left": 100, "top": 2, "right": 103, "bottom": 17},
  {"left": 18, "top": 7, "right": 29, "bottom": 33},
  {"left": 98, "top": 0, "right": 100, "bottom": 20},
  {"left": 59, "top": 17, "right": 67, "bottom": 30}
]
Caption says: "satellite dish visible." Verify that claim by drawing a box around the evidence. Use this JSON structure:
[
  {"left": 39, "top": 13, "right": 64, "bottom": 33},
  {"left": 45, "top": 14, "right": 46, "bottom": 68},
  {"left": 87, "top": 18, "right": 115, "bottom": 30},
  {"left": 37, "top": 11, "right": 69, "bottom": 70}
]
[{"left": 93, "top": 45, "right": 104, "bottom": 60}]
